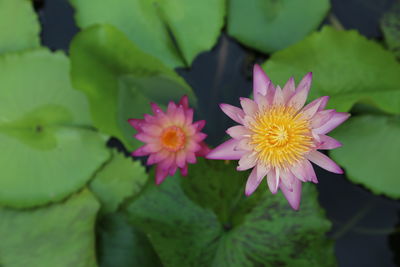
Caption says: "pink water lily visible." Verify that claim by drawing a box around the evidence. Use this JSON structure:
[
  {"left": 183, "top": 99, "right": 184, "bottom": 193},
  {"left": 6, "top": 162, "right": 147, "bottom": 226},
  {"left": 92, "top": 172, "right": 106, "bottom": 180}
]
[
  {"left": 207, "top": 65, "right": 350, "bottom": 210},
  {"left": 129, "top": 96, "right": 210, "bottom": 184}
]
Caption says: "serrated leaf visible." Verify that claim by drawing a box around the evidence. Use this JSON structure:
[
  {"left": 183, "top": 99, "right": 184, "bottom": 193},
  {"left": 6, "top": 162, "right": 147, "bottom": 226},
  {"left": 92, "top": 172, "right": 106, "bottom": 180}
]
[
  {"left": 97, "top": 213, "right": 162, "bottom": 267},
  {"left": 262, "top": 26, "right": 400, "bottom": 114},
  {"left": 381, "top": 2, "right": 400, "bottom": 58},
  {"left": 330, "top": 115, "right": 400, "bottom": 199},
  {"left": 69, "top": 25, "right": 196, "bottom": 151},
  {"left": 0, "top": 0, "right": 40, "bottom": 54},
  {"left": 0, "top": 189, "right": 99, "bottom": 267},
  {"left": 227, "top": 0, "right": 330, "bottom": 53},
  {"left": 0, "top": 48, "right": 110, "bottom": 208},
  {"left": 69, "top": 0, "right": 225, "bottom": 67},
  {"left": 127, "top": 159, "right": 336, "bottom": 267},
  {"left": 90, "top": 151, "right": 148, "bottom": 214}
]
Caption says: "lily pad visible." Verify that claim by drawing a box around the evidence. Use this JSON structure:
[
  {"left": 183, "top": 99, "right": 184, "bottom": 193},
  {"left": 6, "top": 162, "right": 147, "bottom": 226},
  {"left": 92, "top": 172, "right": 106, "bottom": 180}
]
[
  {"left": 330, "top": 115, "right": 400, "bottom": 199},
  {"left": 262, "top": 26, "right": 400, "bottom": 114},
  {"left": 0, "top": 48, "right": 110, "bottom": 208},
  {"left": 227, "top": 0, "right": 330, "bottom": 53},
  {"left": 69, "top": 25, "right": 195, "bottom": 151},
  {"left": 0, "top": 189, "right": 99, "bottom": 267},
  {"left": 127, "top": 159, "right": 336, "bottom": 267},
  {"left": 90, "top": 150, "right": 148, "bottom": 214},
  {"left": 0, "top": 0, "right": 40, "bottom": 54},
  {"left": 97, "top": 213, "right": 162, "bottom": 267},
  {"left": 69, "top": 0, "right": 225, "bottom": 67}
]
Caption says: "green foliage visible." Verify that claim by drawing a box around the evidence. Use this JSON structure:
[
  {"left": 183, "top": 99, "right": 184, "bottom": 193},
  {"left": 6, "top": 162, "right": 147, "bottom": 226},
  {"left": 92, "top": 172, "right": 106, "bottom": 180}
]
[
  {"left": 69, "top": 0, "right": 225, "bottom": 67},
  {"left": 69, "top": 25, "right": 196, "bottom": 151},
  {"left": 330, "top": 115, "right": 400, "bottom": 199},
  {"left": 0, "top": 189, "right": 99, "bottom": 267},
  {"left": 381, "top": 2, "right": 400, "bottom": 58},
  {"left": 127, "top": 159, "right": 336, "bottom": 267},
  {"left": 0, "top": 48, "right": 110, "bottom": 208},
  {"left": 0, "top": 0, "right": 40, "bottom": 54},
  {"left": 227, "top": 0, "right": 330, "bottom": 53},
  {"left": 262, "top": 26, "right": 400, "bottom": 114},
  {"left": 90, "top": 150, "right": 148, "bottom": 214},
  {"left": 97, "top": 213, "right": 162, "bottom": 267}
]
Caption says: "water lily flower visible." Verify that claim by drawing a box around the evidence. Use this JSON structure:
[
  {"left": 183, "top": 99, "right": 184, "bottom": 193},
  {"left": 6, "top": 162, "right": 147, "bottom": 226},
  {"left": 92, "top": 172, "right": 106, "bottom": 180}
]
[
  {"left": 207, "top": 65, "right": 350, "bottom": 210},
  {"left": 129, "top": 96, "right": 210, "bottom": 184}
]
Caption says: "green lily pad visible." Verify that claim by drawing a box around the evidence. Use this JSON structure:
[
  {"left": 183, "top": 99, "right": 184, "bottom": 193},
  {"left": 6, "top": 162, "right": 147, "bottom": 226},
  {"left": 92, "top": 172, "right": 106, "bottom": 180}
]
[
  {"left": 69, "top": 0, "right": 225, "bottom": 67},
  {"left": 0, "top": 48, "right": 110, "bottom": 208},
  {"left": 262, "top": 26, "right": 400, "bottom": 114},
  {"left": 98, "top": 213, "right": 162, "bottom": 267},
  {"left": 90, "top": 150, "right": 148, "bottom": 214},
  {"left": 330, "top": 115, "right": 400, "bottom": 199},
  {"left": 0, "top": 189, "right": 99, "bottom": 267},
  {"left": 0, "top": 0, "right": 40, "bottom": 54},
  {"left": 381, "top": 2, "right": 400, "bottom": 58},
  {"left": 69, "top": 25, "right": 196, "bottom": 151},
  {"left": 127, "top": 159, "right": 336, "bottom": 267},
  {"left": 227, "top": 0, "right": 330, "bottom": 53}
]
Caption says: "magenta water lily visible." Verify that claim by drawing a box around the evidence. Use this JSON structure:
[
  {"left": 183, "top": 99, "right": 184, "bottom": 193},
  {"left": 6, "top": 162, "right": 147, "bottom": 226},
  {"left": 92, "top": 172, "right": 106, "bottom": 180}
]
[
  {"left": 129, "top": 96, "right": 210, "bottom": 184},
  {"left": 207, "top": 65, "right": 350, "bottom": 210}
]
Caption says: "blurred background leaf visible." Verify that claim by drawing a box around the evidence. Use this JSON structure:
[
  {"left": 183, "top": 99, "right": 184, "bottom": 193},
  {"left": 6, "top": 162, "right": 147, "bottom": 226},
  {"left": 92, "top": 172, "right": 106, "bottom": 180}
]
[
  {"left": 0, "top": 48, "right": 110, "bottom": 208},
  {"left": 0, "top": 0, "right": 40, "bottom": 54},
  {"left": 262, "top": 26, "right": 400, "bottom": 114},
  {"left": 127, "top": 159, "right": 336, "bottom": 267},
  {"left": 0, "top": 189, "right": 99, "bottom": 267},
  {"left": 227, "top": 0, "right": 330, "bottom": 53},
  {"left": 330, "top": 115, "right": 400, "bottom": 199},
  {"left": 69, "top": 0, "right": 225, "bottom": 68}
]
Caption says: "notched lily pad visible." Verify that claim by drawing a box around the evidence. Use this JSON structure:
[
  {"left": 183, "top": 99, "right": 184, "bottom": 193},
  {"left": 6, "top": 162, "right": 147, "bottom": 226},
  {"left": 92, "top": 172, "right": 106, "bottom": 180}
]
[
  {"left": 0, "top": 48, "right": 110, "bottom": 208},
  {"left": 127, "top": 159, "right": 336, "bottom": 267}
]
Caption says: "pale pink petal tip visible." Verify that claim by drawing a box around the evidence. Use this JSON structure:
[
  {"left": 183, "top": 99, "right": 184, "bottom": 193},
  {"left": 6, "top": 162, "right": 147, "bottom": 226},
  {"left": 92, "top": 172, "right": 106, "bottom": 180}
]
[
  {"left": 219, "top": 103, "right": 244, "bottom": 124},
  {"left": 179, "top": 95, "right": 189, "bottom": 109},
  {"left": 253, "top": 64, "right": 271, "bottom": 97},
  {"left": 206, "top": 139, "right": 245, "bottom": 160},
  {"left": 280, "top": 179, "right": 302, "bottom": 210}
]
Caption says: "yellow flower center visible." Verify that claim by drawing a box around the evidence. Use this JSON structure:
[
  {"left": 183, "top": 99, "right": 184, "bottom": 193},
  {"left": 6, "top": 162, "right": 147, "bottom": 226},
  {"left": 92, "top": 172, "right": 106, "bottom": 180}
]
[
  {"left": 249, "top": 106, "right": 314, "bottom": 169},
  {"left": 160, "top": 126, "right": 186, "bottom": 152}
]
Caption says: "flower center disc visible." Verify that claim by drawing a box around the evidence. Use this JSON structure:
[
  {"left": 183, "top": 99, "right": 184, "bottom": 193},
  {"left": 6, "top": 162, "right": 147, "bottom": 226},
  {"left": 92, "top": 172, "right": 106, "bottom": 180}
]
[
  {"left": 160, "top": 126, "right": 186, "bottom": 152},
  {"left": 249, "top": 106, "right": 313, "bottom": 168}
]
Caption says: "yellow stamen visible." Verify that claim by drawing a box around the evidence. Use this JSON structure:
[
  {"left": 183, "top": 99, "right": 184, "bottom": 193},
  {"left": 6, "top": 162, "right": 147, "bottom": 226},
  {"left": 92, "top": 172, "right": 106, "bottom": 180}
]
[
  {"left": 249, "top": 106, "right": 313, "bottom": 169},
  {"left": 160, "top": 126, "right": 186, "bottom": 152}
]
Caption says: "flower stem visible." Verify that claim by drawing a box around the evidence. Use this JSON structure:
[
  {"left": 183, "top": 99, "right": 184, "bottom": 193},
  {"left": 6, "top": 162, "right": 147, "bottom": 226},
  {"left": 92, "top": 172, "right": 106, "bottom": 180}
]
[{"left": 329, "top": 13, "right": 345, "bottom": 31}]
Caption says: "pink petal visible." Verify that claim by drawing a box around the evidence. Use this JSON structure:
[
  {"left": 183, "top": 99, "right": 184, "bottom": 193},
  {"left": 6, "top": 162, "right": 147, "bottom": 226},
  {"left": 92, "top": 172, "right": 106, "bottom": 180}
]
[
  {"left": 240, "top": 97, "right": 258, "bottom": 116},
  {"left": 282, "top": 77, "right": 295, "bottom": 103},
  {"left": 273, "top": 85, "right": 284, "bottom": 106},
  {"left": 147, "top": 150, "right": 169, "bottom": 165},
  {"left": 193, "top": 120, "right": 206, "bottom": 131},
  {"left": 186, "top": 151, "right": 197, "bottom": 164},
  {"left": 128, "top": 119, "right": 144, "bottom": 131},
  {"left": 301, "top": 96, "right": 329, "bottom": 120},
  {"left": 179, "top": 95, "right": 189, "bottom": 109},
  {"left": 180, "top": 165, "right": 188, "bottom": 176},
  {"left": 279, "top": 168, "right": 296, "bottom": 192},
  {"left": 280, "top": 178, "right": 302, "bottom": 210},
  {"left": 195, "top": 142, "right": 211, "bottom": 157},
  {"left": 310, "top": 109, "right": 335, "bottom": 129},
  {"left": 318, "top": 135, "right": 342, "bottom": 150},
  {"left": 220, "top": 103, "right": 245, "bottom": 124},
  {"left": 235, "top": 138, "right": 253, "bottom": 151},
  {"left": 176, "top": 151, "right": 186, "bottom": 168},
  {"left": 267, "top": 169, "right": 279, "bottom": 194},
  {"left": 141, "top": 124, "right": 162, "bottom": 136},
  {"left": 253, "top": 64, "right": 270, "bottom": 97},
  {"left": 303, "top": 160, "right": 318, "bottom": 183},
  {"left": 193, "top": 132, "right": 207, "bottom": 142},
  {"left": 290, "top": 161, "right": 308, "bottom": 182},
  {"left": 132, "top": 144, "right": 160, "bottom": 157},
  {"left": 226, "top": 125, "right": 250, "bottom": 139},
  {"left": 135, "top": 133, "right": 155, "bottom": 143},
  {"left": 206, "top": 139, "right": 245, "bottom": 160},
  {"left": 167, "top": 101, "right": 177, "bottom": 116},
  {"left": 245, "top": 165, "right": 263, "bottom": 196},
  {"left": 257, "top": 164, "right": 270, "bottom": 180},
  {"left": 306, "top": 151, "right": 343, "bottom": 174},
  {"left": 155, "top": 165, "right": 168, "bottom": 185},
  {"left": 237, "top": 152, "right": 257, "bottom": 171},
  {"left": 287, "top": 72, "right": 312, "bottom": 111},
  {"left": 314, "top": 112, "right": 350, "bottom": 134},
  {"left": 150, "top": 103, "right": 164, "bottom": 115},
  {"left": 168, "top": 165, "right": 178, "bottom": 176},
  {"left": 185, "top": 109, "right": 194, "bottom": 125},
  {"left": 318, "top": 96, "right": 329, "bottom": 111}
]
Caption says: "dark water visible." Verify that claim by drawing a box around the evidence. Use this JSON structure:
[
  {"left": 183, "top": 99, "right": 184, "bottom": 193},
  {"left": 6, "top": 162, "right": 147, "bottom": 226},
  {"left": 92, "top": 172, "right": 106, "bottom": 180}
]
[{"left": 37, "top": 0, "right": 400, "bottom": 266}]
